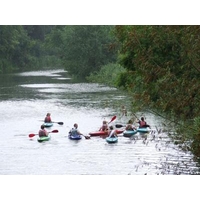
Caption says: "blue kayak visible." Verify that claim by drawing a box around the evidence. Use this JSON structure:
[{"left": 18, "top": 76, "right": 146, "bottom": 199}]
[
  {"left": 43, "top": 122, "right": 53, "bottom": 127},
  {"left": 106, "top": 136, "right": 118, "bottom": 143},
  {"left": 68, "top": 134, "right": 82, "bottom": 140},
  {"left": 137, "top": 128, "right": 150, "bottom": 134},
  {"left": 123, "top": 129, "right": 137, "bottom": 137},
  {"left": 37, "top": 135, "right": 51, "bottom": 143}
]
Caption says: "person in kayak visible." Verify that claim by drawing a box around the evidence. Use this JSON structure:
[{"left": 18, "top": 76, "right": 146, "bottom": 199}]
[
  {"left": 137, "top": 117, "right": 151, "bottom": 128},
  {"left": 99, "top": 120, "right": 109, "bottom": 132},
  {"left": 38, "top": 125, "right": 49, "bottom": 137},
  {"left": 125, "top": 119, "right": 137, "bottom": 130},
  {"left": 69, "top": 123, "right": 81, "bottom": 136},
  {"left": 108, "top": 126, "right": 117, "bottom": 138},
  {"left": 44, "top": 113, "right": 52, "bottom": 123}
]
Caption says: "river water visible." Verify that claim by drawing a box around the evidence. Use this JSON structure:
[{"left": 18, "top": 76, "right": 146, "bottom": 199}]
[{"left": 0, "top": 69, "right": 199, "bottom": 176}]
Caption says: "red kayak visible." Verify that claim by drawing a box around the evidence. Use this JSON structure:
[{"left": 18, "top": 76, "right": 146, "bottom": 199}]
[{"left": 89, "top": 129, "right": 124, "bottom": 136}]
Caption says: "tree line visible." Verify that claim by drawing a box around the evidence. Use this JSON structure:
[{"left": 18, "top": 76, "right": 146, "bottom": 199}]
[
  {"left": 0, "top": 25, "right": 116, "bottom": 77},
  {"left": 1, "top": 25, "right": 200, "bottom": 158}
]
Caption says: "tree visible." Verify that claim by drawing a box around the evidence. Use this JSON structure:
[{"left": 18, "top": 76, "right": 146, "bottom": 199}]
[
  {"left": 60, "top": 25, "right": 117, "bottom": 79},
  {"left": 114, "top": 25, "right": 200, "bottom": 157},
  {"left": 0, "top": 25, "right": 31, "bottom": 72}
]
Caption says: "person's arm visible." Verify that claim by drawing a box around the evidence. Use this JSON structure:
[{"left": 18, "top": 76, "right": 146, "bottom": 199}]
[
  {"left": 77, "top": 129, "right": 81, "bottom": 135},
  {"left": 132, "top": 125, "right": 136, "bottom": 130},
  {"left": 45, "top": 129, "right": 48, "bottom": 136},
  {"left": 114, "top": 130, "right": 118, "bottom": 137}
]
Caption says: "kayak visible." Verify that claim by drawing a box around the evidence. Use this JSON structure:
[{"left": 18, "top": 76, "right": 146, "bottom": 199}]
[
  {"left": 123, "top": 129, "right": 137, "bottom": 137},
  {"left": 68, "top": 134, "right": 82, "bottom": 140},
  {"left": 89, "top": 129, "right": 123, "bottom": 136},
  {"left": 43, "top": 122, "right": 53, "bottom": 127},
  {"left": 137, "top": 128, "right": 150, "bottom": 134},
  {"left": 37, "top": 135, "right": 51, "bottom": 142},
  {"left": 106, "top": 136, "right": 118, "bottom": 143}
]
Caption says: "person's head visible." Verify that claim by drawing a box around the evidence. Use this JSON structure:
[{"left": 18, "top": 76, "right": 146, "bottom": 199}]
[
  {"left": 46, "top": 113, "right": 51, "bottom": 116},
  {"left": 141, "top": 117, "right": 144, "bottom": 121},
  {"left": 128, "top": 119, "right": 133, "bottom": 124},
  {"left": 109, "top": 126, "right": 113, "bottom": 130},
  {"left": 41, "top": 125, "right": 45, "bottom": 129},
  {"left": 103, "top": 120, "right": 107, "bottom": 124},
  {"left": 74, "top": 123, "right": 78, "bottom": 128}
]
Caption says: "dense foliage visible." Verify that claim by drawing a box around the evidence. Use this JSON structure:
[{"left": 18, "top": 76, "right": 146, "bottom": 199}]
[
  {"left": 45, "top": 25, "right": 117, "bottom": 78},
  {"left": 0, "top": 25, "right": 56, "bottom": 73},
  {"left": 114, "top": 25, "right": 200, "bottom": 157},
  {"left": 86, "top": 63, "right": 126, "bottom": 86}
]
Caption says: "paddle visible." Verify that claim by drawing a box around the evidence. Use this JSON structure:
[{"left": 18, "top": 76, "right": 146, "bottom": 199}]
[
  {"left": 29, "top": 130, "right": 59, "bottom": 138},
  {"left": 132, "top": 113, "right": 139, "bottom": 121},
  {"left": 39, "top": 120, "right": 64, "bottom": 125},
  {"left": 52, "top": 121, "right": 64, "bottom": 125},
  {"left": 115, "top": 124, "right": 125, "bottom": 128},
  {"left": 108, "top": 115, "right": 117, "bottom": 124},
  {"left": 80, "top": 134, "right": 91, "bottom": 139}
]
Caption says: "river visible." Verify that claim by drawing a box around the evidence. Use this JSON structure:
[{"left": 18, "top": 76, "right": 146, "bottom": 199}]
[{"left": 0, "top": 69, "right": 199, "bottom": 175}]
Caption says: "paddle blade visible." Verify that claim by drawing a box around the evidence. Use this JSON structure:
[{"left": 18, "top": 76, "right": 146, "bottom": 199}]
[
  {"left": 29, "top": 133, "right": 36, "bottom": 138},
  {"left": 57, "top": 122, "right": 64, "bottom": 125},
  {"left": 115, "top": 124, "right": 124, "bottom": 128},
  {"left": 108, "top": 115, "right": 116, "bottom": 124},
  {"left": 80, "top": 134, "right": 90, "bottom": 139},
  {"left": 84, "top": 135, "right": 90, "bottom": 139},
  {"left": 51, "top": 130, "right": 59, "bottom": 133}
]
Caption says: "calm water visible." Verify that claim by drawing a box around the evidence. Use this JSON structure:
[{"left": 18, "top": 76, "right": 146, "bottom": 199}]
[{"left": 0, "top": 69, "right": 199, "bottom": 175}]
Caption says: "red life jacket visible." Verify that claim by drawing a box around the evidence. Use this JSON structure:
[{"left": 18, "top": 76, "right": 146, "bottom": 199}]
[
  {"left": 45, "top": 116, "right": 51, "bottom": 123},
  {"left": 101, "top": 124, "right": 108, "bottom": 131},
  {"left": 39, "top": 130, "right": 47, "bottom": 137},
  {"left": 139, "top": 120, "right": 146, "bottom": 127}
]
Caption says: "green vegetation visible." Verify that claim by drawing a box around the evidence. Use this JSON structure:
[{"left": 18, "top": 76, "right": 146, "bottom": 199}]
[
  {"left": 114, "top": 25, "right": 200, "bottom": 157},
  {"left": 45, "top": 25, "right": 117, "bottom": 78},
  {"left": 86, "top": 63, "right": 126, "bottom": 86},
  {"left": 1, "top": 25, "right": 200, "bottom": 158},
  {"left": 0, "top": 25, "right": 58, "bottom": 73}
]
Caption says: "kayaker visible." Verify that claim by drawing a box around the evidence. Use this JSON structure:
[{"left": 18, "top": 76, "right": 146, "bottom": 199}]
[
  {"left": 38, "top": 125, "right": 49, "bottom": 137},
  {"left": 137, "top": 117, "right": 151, "bottom": 128},
  {"left": 108, "top": 126, "right": 117, "bottom": 138},
  {"left": 125, "top": 119, "right": 137, "bottom": 130},
  {"left": 44, "top": 113, "right": 52, "bottom": 123},
  {"left": 69, "top": 123, "right": 81, "bottom": 136},
  {"left": 99, "top": 120, "right": 109, "bottom": 131}
]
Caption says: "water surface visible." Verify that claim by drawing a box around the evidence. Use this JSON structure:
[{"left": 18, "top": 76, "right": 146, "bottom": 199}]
[{"left": 0, "top": 69, "right": 199, "bottom": 175}]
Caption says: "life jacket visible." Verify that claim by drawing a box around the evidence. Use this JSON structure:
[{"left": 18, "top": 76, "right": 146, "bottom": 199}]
[
  {"left": 69, "top": 128, "right": 78, "bottom": 136},
  {"left": 44, "top": 116, "right": 51, "bottom": 123},
  {"left": 101, "top": 124, "right": 108, "bottom": 131},
  {"left": 139, "top": 120, "right": 146, "bottom": 127},
  {"left": 126, "top": 124, "right": 133, "bottom": 130},
  {"left": 39, "top": 129, "right": 47, "bottom": 137}
]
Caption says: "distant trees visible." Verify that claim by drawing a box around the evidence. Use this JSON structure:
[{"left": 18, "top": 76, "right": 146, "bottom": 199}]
[
  {"left": 0, "top": 26, "right": 28, "bottom": 72},
  {"left": 45, "top": 25, "right": 117, "bottom": 79},
  {"left": 0, "top": 25, "right": 56, "bottom": 73},
  {"left": 0, "top": 25, "right": 117, "bottom": 76}
]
